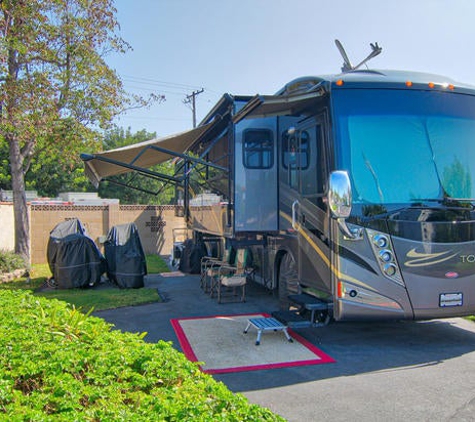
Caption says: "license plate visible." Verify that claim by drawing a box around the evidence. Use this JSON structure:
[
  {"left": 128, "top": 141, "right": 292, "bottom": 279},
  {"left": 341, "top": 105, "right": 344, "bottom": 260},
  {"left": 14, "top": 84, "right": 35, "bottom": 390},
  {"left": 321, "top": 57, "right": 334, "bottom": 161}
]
[{"left": 439, "top": 292, "right": 463, "bottom": 307}]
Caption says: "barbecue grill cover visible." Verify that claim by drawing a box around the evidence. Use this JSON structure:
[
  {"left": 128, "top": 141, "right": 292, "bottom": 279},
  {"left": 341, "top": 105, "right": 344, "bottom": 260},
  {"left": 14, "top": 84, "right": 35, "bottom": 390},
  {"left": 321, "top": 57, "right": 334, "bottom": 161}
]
[
  {"left": 47, "top": 218, "right": 106, "bottom": 289},
  {"left": 104, "top": 223, "right": 147, "bottom": 288}
]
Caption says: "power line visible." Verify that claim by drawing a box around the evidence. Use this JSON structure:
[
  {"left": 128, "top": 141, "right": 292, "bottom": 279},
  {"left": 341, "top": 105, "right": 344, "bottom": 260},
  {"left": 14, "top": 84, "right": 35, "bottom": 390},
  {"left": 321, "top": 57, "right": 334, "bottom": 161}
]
[
  {"left": 120, "top": 74, "right": 222, "bottom": 96},
  {"left": 121, "top": 75, "right": 203, "bottom": 91},
  {"left": 123, "top": 84, "right": 188, "bottom": 96}
]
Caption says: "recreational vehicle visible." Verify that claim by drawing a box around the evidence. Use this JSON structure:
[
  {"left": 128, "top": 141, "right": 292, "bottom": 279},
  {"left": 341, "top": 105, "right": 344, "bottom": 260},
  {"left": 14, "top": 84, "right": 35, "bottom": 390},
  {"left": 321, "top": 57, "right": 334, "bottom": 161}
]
[{"left": 82, "top": 42, "right": 475, "bottom": 325}]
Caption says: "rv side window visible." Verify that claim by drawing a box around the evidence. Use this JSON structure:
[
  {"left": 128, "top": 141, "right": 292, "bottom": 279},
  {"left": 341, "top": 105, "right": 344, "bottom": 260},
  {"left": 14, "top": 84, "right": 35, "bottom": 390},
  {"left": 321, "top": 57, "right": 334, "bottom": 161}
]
[
  {"left": 282, "top": 130, "right": 310, "bottom": 170},
  {"left": 243, "top": 129, "right": 274, "bottom": 169}
]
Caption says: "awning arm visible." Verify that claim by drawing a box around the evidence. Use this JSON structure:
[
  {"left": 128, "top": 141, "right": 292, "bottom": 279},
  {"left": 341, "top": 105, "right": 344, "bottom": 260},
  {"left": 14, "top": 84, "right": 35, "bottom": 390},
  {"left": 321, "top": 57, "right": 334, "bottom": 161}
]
[
  {"left": 146, "top": 144, "right": 229, "bottom": 174},
  {"left": 183, "top": 125, "right": 231, "bottom": 177},
  {"left": 101, "top": 176, "right": 172, "bottom": 196},
  {"left": 196, "top": 125, "right": 229, "bottom": 162},
  {"left": 80, "top": 153, "right": 182, "bottom": 183},
  {"left": 81, "top": 142, "right": 228, "bottom": 185}
]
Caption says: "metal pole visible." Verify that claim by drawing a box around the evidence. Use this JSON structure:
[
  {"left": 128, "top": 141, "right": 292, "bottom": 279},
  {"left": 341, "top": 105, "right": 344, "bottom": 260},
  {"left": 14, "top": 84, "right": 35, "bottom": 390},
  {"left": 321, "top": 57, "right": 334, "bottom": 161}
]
[{"left": 184, "top": 88, "right": 204, "bottom": 128}]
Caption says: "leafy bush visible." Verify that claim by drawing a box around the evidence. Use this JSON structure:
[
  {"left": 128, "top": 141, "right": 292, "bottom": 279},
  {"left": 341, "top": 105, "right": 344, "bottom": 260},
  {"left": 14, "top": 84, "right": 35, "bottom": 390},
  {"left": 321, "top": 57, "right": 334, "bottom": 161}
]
[
  {"left": 0, "top": 290, "right": 284, "bottom": 421},
  {"left": 0, "top": 249, "right": 26, "bottom": 274}
]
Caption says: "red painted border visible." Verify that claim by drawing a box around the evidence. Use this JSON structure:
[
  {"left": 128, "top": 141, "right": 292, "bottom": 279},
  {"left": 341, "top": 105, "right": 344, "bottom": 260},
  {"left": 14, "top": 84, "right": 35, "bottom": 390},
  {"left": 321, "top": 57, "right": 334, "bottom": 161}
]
[{"left": 170, "top": 313, "right": 335, "bottom": 374}]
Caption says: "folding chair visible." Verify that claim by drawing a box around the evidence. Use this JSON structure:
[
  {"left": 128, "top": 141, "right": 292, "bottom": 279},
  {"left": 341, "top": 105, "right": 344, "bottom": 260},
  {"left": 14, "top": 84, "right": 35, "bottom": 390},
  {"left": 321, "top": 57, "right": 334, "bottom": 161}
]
[
  {"left": 200, "top": 246, "right": 234, "bottom": 294},
  {"left": 216, "top": 248, "right": 251, "bottom": 303}
]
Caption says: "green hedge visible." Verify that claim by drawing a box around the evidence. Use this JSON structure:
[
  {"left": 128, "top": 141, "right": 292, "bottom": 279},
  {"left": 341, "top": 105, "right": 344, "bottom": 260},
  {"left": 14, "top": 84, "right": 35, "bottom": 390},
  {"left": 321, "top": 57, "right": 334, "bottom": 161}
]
[
  {"left": 0, "top": 250, "right": 26, "bottom": 274},
  {"left": 0, "top": 290, "right": 284, "bottom": 421}
]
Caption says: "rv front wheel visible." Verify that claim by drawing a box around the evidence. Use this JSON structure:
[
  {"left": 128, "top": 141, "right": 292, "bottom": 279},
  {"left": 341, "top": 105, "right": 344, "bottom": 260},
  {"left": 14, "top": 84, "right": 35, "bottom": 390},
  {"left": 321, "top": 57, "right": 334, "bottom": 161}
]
[{"left": 278, "top": 253, "right": 300, "bottom": 310}]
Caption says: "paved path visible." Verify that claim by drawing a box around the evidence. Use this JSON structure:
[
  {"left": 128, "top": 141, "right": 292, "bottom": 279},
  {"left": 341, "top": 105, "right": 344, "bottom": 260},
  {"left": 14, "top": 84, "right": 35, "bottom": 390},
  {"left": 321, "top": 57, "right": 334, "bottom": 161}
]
[{"left": 95, "top": 274, "right": 475, "bottom": 422}]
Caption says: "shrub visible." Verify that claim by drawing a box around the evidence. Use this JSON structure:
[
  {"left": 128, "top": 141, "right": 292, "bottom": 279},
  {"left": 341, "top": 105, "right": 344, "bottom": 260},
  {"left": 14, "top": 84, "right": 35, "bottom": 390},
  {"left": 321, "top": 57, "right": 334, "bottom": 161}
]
[
  {"left": 0, "top": 290, "right": 284, "bottom": 421},
  {"left": 0, "top": 250, "right": 26, "bottom": 274}
]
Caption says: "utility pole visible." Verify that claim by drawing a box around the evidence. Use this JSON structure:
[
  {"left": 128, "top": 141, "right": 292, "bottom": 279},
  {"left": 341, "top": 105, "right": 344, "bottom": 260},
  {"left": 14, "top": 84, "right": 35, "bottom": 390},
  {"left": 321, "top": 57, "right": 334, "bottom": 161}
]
[{"left": 183, "top": 88, "right": 204, "bottom": 128}]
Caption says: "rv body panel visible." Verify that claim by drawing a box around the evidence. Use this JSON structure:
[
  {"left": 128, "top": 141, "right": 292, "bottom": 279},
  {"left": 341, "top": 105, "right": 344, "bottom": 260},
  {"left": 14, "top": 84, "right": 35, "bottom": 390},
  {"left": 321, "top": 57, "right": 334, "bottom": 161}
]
[
  {"left": 189, "top": 200, "right": 232, "bottom": 237},
  {"left": 389, "top": 217, "right": 475, "bottom": 319},
  {"left": 331, "top": 221, "right": 413, "bottom": 321},
  {"left": 332, "top": 222, "right": 475, "bottom": 321},
  {"left": 234, "top": 117, "right": 278, "bottom": 232}
]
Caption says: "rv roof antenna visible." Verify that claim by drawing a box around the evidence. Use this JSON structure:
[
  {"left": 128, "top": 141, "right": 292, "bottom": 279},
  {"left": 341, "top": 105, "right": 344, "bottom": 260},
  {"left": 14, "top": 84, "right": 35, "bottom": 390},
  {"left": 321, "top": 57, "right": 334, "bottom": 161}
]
[
  {"left": 335, "top": 39, "right": 353, "bottom": 72},
  {"left": 334, "top": 39, "right": 382, "bottom": 73}
]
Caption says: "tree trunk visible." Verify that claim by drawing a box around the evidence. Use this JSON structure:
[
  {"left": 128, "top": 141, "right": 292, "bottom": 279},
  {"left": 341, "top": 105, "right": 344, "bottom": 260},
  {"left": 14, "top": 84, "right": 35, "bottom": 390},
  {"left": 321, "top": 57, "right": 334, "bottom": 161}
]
[{"left": 8, "top": 136, "right": 30, "bottom": 264}]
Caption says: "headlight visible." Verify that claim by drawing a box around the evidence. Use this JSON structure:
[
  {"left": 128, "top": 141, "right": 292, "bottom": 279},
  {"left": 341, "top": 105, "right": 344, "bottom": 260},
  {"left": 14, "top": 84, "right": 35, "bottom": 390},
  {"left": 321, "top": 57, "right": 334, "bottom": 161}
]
[
  {"left": 379, "top": 249, "right": 393, "bottom": 262},
  {"left": 373, "top": 234, "right": 388, "bottom": 248},
  {"left": 383, "top": 263, "right": 397, "bottom": 277},
  {"left": 367, "top": 229, "right": 404, "bottom": 286}
]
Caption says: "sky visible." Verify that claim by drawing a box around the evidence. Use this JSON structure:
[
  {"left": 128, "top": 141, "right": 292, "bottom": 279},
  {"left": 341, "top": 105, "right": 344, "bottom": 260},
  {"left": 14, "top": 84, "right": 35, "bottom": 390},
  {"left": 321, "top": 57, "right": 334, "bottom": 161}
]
[{"left": 107, "top": 0, "right": 475, "bottom": 138}]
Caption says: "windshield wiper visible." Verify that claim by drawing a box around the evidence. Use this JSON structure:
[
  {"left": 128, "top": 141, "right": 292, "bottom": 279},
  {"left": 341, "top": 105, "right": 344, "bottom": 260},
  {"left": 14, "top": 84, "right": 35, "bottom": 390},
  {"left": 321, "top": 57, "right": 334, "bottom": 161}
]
[
  {"left": 362, "top": 152, "right": 384, "bottom": 203},
  {"left": 363, "top": 205, "right": 414, "bottom": 219},
  {"left": 365, "top": 198, "right": 475, "bottom": 220},
  {"left": 411, "top": 197, "right": 475, "bottom": 209}
]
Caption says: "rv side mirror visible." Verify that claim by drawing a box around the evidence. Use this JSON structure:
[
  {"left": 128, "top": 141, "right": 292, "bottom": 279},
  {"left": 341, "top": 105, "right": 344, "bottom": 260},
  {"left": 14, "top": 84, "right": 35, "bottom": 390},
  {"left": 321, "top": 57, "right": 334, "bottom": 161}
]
[{"left": 328, "top": 170, "right": 352, "bottom": 219}]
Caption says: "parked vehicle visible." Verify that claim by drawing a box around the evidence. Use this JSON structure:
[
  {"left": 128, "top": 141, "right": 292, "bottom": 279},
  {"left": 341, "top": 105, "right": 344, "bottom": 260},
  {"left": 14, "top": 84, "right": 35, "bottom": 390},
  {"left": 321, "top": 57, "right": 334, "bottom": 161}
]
[{"left": 82, "top": 42, "right": 475, "bottom": 324}]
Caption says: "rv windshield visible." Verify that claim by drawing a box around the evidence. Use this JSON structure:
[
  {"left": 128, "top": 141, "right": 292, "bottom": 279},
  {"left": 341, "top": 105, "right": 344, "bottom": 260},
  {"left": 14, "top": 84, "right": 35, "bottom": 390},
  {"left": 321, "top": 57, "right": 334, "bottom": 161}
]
[{"left": 332, "top": 89, "right": 475, "bottom": 208}]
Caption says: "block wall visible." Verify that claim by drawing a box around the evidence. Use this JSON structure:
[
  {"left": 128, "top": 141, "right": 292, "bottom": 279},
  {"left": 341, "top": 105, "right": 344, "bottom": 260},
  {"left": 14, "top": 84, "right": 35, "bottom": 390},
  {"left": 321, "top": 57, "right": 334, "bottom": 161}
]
[
  {"left": 29, "top": 204, "right": 186, "bottom": 264},
  {"left": 0, "top": 203, "right": 15, "bottom": 251}
]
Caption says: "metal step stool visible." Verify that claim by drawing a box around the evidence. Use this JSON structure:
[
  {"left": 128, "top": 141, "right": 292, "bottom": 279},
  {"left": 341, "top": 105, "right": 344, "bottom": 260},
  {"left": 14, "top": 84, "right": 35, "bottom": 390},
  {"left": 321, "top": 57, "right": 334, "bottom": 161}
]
[{"left": 244, "top": 317, "right": 293, "bottom": 346}]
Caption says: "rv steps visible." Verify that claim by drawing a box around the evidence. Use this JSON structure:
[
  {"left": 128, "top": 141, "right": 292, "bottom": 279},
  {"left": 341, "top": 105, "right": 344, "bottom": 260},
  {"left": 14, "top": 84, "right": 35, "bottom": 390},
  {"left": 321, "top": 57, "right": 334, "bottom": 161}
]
[
  {"left": 272, "top": 293, "right": 330, "bottom": 328},
  {"left": 288, "top": 293, "right": 328, "bottom": 311},
  {"left": 271, "top": 311, "right": 313, "bottom": 329}
]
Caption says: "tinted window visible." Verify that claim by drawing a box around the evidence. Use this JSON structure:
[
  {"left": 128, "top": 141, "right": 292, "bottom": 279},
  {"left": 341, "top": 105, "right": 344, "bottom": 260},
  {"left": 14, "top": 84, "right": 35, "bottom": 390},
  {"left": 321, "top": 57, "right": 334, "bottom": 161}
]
[
  {"left": 243, "top": 129, "right": 274, "bottom": 169},
  {"left": 282, "top": 130, "right": 310, "bottom": 169}
]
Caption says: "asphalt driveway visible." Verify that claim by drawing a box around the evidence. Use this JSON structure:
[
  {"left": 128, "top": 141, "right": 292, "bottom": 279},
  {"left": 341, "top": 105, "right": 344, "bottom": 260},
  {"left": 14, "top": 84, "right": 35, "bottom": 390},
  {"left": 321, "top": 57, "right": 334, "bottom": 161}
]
[{"left": 95, "top": 273, "right": 475, "bottom": 422}]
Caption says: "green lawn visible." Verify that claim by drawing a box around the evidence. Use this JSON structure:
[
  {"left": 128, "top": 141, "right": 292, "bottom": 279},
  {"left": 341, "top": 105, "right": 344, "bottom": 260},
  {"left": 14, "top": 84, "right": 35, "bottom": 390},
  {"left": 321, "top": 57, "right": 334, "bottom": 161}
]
[
  {"left": 145, "top": 254, "right": 170, "bottom": 273},
  {"left": 35, "top": 286, "right": 161, "bottom": 312},
  {"left": 0, "top": 255, "right": 169, "bottom": 312}
]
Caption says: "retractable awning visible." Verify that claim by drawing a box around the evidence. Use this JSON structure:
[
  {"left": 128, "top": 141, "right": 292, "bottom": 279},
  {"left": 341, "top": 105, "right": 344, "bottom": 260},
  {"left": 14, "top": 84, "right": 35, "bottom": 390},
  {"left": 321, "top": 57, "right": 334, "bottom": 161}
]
[
  {"left": 81, "top": 119, "right": 220, "bottom": 188},
  {"left": 81, "top": 90, "right": 327, "bottom": 189}
]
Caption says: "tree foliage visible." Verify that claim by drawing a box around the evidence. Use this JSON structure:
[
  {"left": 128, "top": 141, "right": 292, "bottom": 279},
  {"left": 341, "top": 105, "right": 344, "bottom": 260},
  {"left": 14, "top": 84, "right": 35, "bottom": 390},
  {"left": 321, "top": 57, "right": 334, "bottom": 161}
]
[
  {"left": 0, "top": 125, "right": 179, "bottom": 202},
  {"left": 25, "top": 123, "right": 94, "bottom": 197},
  {"left": 0, "top": 122, "right": 96, "bottom": 197},
  {"left": 0, "top": 0, "right": 147, "bottom": 261}
]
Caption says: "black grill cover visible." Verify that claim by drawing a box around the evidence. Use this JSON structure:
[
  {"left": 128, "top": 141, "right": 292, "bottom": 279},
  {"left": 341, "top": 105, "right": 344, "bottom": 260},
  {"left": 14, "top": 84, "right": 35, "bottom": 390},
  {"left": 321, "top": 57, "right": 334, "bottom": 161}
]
[
  {"left": 179, "top": 239, "right": 206, "bottom": 274},
  {"left": 104, "top": 223, "right": 147, "bottom": 288},
  {"left": 47, "top": 218, "right": 106, "bottom": 289}
]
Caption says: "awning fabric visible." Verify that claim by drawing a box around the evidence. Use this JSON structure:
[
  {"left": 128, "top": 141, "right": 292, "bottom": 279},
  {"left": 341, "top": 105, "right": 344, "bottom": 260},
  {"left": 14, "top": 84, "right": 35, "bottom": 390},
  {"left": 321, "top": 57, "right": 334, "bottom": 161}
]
[{"left": 82, "top": 120, "right": 217, "bottom": 187}]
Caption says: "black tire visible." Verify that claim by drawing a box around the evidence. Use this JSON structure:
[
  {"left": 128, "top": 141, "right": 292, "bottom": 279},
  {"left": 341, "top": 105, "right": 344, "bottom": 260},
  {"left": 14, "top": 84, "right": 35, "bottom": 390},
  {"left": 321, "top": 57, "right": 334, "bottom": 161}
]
[{"left": 277, "top": 253, "right": 300, "bottom": 310}]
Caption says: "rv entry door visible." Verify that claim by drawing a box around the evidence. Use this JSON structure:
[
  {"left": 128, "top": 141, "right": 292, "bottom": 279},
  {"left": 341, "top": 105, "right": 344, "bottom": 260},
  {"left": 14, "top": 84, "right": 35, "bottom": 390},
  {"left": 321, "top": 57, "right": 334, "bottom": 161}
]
[{"left": 287, "top": 118, "right": 331, "bottom": 294}]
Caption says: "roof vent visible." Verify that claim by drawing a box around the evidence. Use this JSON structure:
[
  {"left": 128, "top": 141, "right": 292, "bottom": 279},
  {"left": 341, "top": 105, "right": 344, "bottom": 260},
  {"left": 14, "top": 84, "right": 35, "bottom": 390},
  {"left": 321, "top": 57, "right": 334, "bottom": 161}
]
[{"left": 276, "top": 76, "right": 324, "bottom": 95}]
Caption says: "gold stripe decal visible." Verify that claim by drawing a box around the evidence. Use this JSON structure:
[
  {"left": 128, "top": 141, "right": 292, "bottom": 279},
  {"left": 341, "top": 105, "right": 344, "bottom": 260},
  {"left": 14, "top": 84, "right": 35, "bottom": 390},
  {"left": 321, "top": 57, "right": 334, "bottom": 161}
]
[
  {"left": 280, "top": 211, "right": 372, "bottom": 289},
  {"left": 404, "top": 248, "right": 457, "bottom": 267}
]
